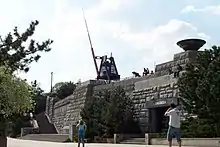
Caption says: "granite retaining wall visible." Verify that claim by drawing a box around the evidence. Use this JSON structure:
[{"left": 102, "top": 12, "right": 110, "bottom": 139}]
[{"left": 45, "top": 50, "right": 198, "bottom": 134}]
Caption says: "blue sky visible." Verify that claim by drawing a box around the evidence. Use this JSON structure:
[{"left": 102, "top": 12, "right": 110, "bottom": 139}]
[{"left": 0, "top": 0, "right": 219, "bottom": 91}]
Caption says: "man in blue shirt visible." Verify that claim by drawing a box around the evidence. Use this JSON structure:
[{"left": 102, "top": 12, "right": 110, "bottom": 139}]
[{"left": 76, "top": 119, "right": 87, "bottom": 147}]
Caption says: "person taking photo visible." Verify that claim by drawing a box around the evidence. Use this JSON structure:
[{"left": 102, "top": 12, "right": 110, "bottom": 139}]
[
  {"left": 76, "top": 119, "right": 87, "bottom": 147},
  {"left": 164, "top": 103, "right": 181, "bottom": 147}
]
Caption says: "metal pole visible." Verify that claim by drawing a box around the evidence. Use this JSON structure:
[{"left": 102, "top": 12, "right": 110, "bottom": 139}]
[
  {"left": 50, "top": 72, "right": 53, "bottom": 93},
  {"left": 82, "top": 8, "right": 99, "bottom": 76}
]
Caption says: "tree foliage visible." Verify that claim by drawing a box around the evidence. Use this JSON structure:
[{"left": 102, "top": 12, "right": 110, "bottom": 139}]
[
  {"left": 0, "top": 20, "right": 53, "bottom": 73},
  {"left": 81, "top": 86, "right": 141, "bottom": 139},
  {"left": 0, "top": 20, "right": 53, "bottom": 139},
  {"left": 181, "top": 117, "right": 217, "bottom": 138},
  {"left": 0, "top": 67, "right": 34, "bottom": 136},
  {"left": 53, "top": 81, "right": 76, "bottom": 99},
  {"left": 31, "top": 80, "right": 47, "bottom": 115},
  {"left": 178, "top": 45, "right": 220, "bottom": 137},
  {"left": 8, "top": 80, "right": 47, "bottom": 137}
]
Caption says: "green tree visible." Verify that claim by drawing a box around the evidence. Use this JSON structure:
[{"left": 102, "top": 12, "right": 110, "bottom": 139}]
[
  {"left": 178, "top": 45, "right": 220, "bottom": 137},
  {"left": 53, "top": 81, "right": 76, "bottom": 99},
  {"left": 0, "top": 20, "right": 52, "bottom": 146},
  {"left": 10, "top": 80, "right": 47, "bottom": 138},
  {"left": 81, "top": 86, "right": 140, "bottom": 140},
  {"left": 81, "top": 92, "right": 103, "bottom": 139},
  {"left": 31, "top": 80, "right": 47, "bottom": 115},
  {"left": 0, "top": 20, "right": 53, "bottom": 73},
  {"left": 0, "top": 67, "right": 34, "bottom": 145}
]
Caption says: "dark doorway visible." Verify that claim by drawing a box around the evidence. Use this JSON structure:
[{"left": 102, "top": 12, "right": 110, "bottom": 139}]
[{"left": 148, "top": 106, "right": 169, "bottom": 133}]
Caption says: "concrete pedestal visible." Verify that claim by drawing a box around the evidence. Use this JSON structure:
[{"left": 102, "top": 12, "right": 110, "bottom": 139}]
[
  {"left": 69, "top": 124, "right": 76, "bottom": 142},
  {"left": 145, "top": 133, "right": 151, "bottom": 145},
  {"left": 114, "top": 134, "right": 123, "bottom": 144}
]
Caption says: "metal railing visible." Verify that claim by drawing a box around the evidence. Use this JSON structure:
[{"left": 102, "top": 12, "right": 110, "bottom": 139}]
[{"left": 20, "top": 127, "right": 39, "bottom": 137}]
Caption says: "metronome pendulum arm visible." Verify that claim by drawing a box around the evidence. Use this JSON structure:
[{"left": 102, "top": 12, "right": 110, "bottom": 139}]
[
  {"left": 82, "top": 8, "right": 99, "bottom": 76},
  {"left": 82, "top": 8, "right": 120, "bottom": 82}
]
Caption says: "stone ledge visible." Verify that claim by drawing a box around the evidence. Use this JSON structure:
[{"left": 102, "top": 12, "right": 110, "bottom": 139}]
[{"left": 151, "top": 138, "right": 220, "bottom": 146}]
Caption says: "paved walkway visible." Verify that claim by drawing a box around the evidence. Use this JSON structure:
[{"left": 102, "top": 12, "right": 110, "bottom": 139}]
[{"left": 8, "top": 138, "right": 196, "bottom": 147}]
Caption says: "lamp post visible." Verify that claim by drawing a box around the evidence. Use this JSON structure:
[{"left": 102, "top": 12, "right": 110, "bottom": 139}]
[{"left": 50, "top": 72, "right": 53, "bottom": 93}]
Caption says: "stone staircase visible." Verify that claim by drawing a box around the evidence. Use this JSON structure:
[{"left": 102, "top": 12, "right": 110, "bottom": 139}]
[
  {"left": 35, "top": 112, "right": 57, "bottom": 134},
  {"left": 19, "top": 134, "right": 70, "bottom": 142},
  {"left": 120, "top": 138, "right": 145, "bottom": 145},
  {"left": 19, "top": 113, "right": 67, "bottom": 142}
]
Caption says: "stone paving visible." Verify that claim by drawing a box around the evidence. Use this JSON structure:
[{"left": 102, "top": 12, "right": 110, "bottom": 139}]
[{"left": 8, "top": 138, "right": 196, "bottom": 147}]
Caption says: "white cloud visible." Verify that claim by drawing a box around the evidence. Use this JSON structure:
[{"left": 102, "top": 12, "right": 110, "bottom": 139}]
[
  {"left": 0, "top": 0, "right": 210, "bottom": 91},
  {"left": 101, "top": 0, "right": 132, "bottom": 11},
  {"left": 112, "top": 19, "right": 210, "bottom": 69},
  {"left": 181, "top": 5, "right": 220, "bottom": 15}
]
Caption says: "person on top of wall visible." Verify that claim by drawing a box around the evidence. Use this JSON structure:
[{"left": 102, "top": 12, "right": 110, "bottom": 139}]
[
  {"left": 76, "top": 119, "right": 87, "bottom": 147},
  {"left": 143, "top": 68, "right": 149, "bottom": 76},
  {"left": 174, "top": 64, "right": 182, "bottom": 78},
  {"left": 164, "top": 103, "right": 181, "bottom": 147},
  {"left": 168, "top": 67, "right": 173, "bottom": 75}
]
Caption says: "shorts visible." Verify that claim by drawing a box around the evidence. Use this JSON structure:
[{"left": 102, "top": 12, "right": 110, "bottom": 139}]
[
  {"left": 167, "top": 126, "right": 181, "bottom": 142},
  {"left": 78, "top": 134, "right": 84, "bottom": 141},
  {"left": 78, "top": 130, "right": 85, "bottom": 139}
]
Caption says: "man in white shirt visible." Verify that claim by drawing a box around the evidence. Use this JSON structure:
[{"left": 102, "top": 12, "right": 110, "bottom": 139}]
[{"left": 164, "top": 103, "right": 181, "bottom": 147}]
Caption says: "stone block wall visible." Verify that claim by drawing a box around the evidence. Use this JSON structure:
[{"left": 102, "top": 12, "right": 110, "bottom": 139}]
[
  {"left": 53, "top": 96, "right": 71, "bottom": 133},
  {"left": 45, "top": 81, "right": 100, "bottom": 134},
  {"left": 45, "top": 49, "right": 198, "bottom": 134},
  {"left": 46, "top": 97, "right": 55, "bottom": 121},
  {"left": 53, "top": 84, "right": 93, "bottom": 134},
  {"left": 155, "top": 50, "right": 198, "bottom": 75},
  {"left": 93, "top": 74, "right": 155, "bottom": 97},
  {"left": 65, "top": 84, "right": 93, "bottom": 126},
  {"left": 91, "top": 74, "right": 179, "bottom": 132},
  {"left": 133, "top": 74, "right": 179, "bottom": 132}
]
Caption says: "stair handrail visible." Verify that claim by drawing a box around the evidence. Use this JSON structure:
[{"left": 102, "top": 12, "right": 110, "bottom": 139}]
[
  {"left": 20, "top": 127, "right": 34, "bottom": 137},
  {"left": 45, "top": 113, "right": 52, "bottom": 124}
]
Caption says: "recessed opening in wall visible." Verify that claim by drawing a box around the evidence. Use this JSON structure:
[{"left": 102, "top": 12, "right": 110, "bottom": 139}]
[{"left": 148, "top": 106, "right": 169, "bottom": 133}]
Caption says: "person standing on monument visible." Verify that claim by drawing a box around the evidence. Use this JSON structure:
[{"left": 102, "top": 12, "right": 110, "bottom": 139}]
[
  {"left": 76, "top": 119, "right": 87, "bottom": 147},
  {"left": 164, "top": 103, "right": 181, "bottom": 147}
]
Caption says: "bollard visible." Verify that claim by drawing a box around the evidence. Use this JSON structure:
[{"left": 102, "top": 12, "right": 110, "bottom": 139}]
[
  {"left": 114, "top": 134, "right": 121, "bottom": 144},
  {"left": 145, "top": 133, "right": 151, "bottom": 145}
]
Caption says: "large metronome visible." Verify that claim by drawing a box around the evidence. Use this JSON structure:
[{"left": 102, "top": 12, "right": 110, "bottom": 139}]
[
  {"left": 96, "top": 54, "right": 120, "bottom": 81},
  {"left": 83, "top": 9, "right": 120, "bottom": 82}
]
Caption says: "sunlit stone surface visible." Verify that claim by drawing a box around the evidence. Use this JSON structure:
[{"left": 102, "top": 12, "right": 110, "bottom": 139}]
[{"left": 7, "top": 138, "right": 195, "bottom": 147}]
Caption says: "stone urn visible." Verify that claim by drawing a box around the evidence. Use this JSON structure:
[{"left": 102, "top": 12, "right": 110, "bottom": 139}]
[{"left": 176, "top": 38, "right": 206, "bottom": 51}]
